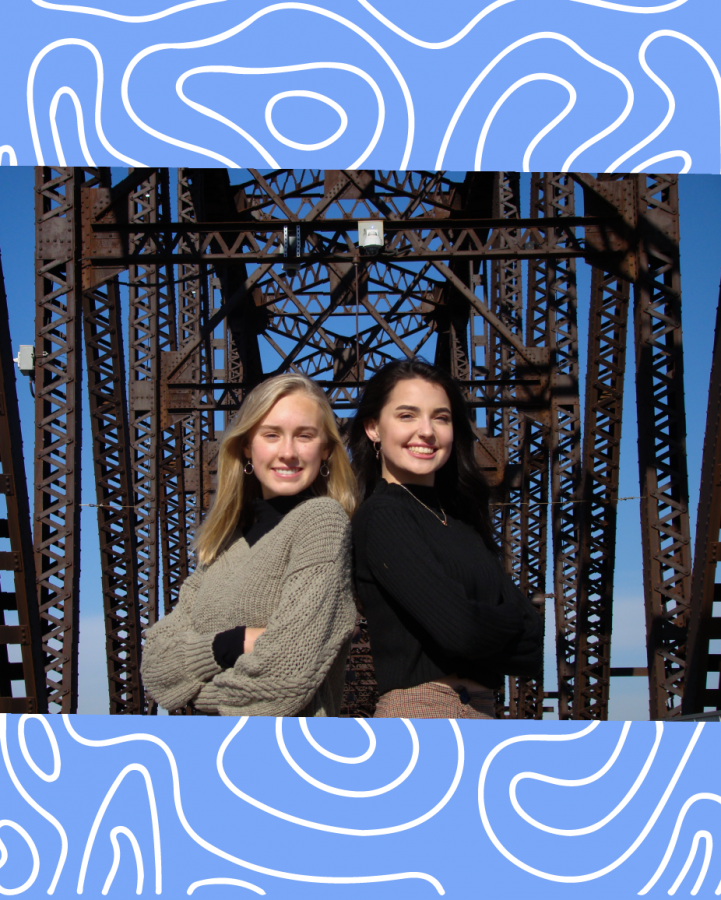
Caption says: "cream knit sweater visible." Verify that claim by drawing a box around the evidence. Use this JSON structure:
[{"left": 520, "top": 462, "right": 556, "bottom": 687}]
[{"left": 141, "top": 497, "right": 357, "bottom": 716}]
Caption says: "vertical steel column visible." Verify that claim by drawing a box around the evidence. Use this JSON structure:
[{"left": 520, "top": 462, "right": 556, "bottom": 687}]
[
  {"left": 80, "top": 170, "right": 144, "bottom": 713},
  {"left": 488, "top": 172, "right": 546, "bottom": 719},
  {"left": 683, "top": 285, "right": 721, "bottom": 714},
  {"left": 574, "top": 265, "right": 630, "bottom": 719},
  {"left": 0, "top": 252, "right": 46, "bottom": 713},
  {"left": 173, "top": 169, "right": 213, "bottom": 589},
  {"left": 529, "top": 173, "right": 582, "bottom": 719},
  {"left": 633, "top": 175, "right": 692, "bottom": 719},
  {"left": 127, "top": 171, "right": 176, "bottom": 660},
  {"left": 33, "top": 167, "right": 83, "bottom": 713}
]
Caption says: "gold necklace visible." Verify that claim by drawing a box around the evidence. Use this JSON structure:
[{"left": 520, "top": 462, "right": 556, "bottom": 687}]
[{"left": 396, "top": 482, "right": 448, "bottom": 526}]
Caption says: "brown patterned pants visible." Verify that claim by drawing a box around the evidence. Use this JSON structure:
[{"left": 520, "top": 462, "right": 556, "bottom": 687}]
[{"left": 374, "top": 682, "right": 496, "bottom": 719}]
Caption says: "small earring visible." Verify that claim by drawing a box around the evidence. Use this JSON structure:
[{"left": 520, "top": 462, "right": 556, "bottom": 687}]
[
  {"left": 373, "top": 441, "right": 381, "bottom": 460},
  {"left": 243, "top": 460, "right": 254, "bottom": 475},
  {"left": 320, "top": 462, "right": 330, "bottom": 478}
]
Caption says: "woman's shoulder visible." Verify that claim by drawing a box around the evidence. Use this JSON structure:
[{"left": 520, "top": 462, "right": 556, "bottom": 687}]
[
  {"left": 282, "top": 496, "right": 351, "bottom": 537},
  {"left": 352, "top": 484, "right": 417, "bottom": 531}
]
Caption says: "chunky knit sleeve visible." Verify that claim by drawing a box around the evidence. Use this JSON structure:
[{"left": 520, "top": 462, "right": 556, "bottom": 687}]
[
  {"left": 193, "top": 502, "right": 356, "bottom": 716},
  {"left": 141, "top": 565, "right": 223, "bottom": 711}
]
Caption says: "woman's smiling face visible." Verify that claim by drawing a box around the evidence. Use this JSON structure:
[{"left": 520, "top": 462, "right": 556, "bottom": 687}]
[
  {"left": 245, "top": 392, "right": 329, "bottom": 499},
  {"left": 364, "top": 378, "right": 454, "bottom": 487}
]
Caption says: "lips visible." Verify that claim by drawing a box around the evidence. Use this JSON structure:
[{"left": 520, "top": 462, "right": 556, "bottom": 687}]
[
  {"left": 271, "top": 467, "right": 302, "bottom": 477},
  {"left": 405, "top": 445, "right": 438, "bottom": 458}
]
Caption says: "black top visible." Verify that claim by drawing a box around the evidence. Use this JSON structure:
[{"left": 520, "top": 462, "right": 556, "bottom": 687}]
[
  {"left": 351, "top": 479, "right": 543, "bottom": 696},
  {"left": 243, "top": 490, "right": 314, "bottom": 547},
  {"left": 212, "top": 490, "right": 313, "bottom": 669}
]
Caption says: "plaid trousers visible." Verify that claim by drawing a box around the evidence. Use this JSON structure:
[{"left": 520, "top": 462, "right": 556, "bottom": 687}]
[{"left": 374, "top": 681, "right": 496, "bottom": 719}]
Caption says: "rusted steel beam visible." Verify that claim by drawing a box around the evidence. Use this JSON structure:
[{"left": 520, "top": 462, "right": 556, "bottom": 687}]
[
  {"left": 483, "top": 172, "right": 547, "bottom": 720},
  {"left": 80, "top": 169, "right": 144, "bottom": 714},
  {"left": 574, "top": 265, "right": 631, "bottom": 719},
  {"left": 0, "top": 252, "right": 46, "bottom": 714},
  {"left": 127, "top": 170, "right": 177, "bottom": 712},
  {"left": 33, "top": 167, "right": 84, "bottom": 713},
  {"left": 633, "top": 174, "right": 692, "bottom": 719},
  {"left": 528, "top": 173, "right": 583, "bottom": 721},
  {"left": 87, "top": 221, "right": 595, "bottom": 267},
  {"left": 683, "top": 284, "right": 721, "bottom": 715}
]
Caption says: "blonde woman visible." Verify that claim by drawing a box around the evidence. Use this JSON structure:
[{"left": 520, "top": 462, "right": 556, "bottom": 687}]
[{"left": 141, "top": 374, "right": 358, "bottom": 716}]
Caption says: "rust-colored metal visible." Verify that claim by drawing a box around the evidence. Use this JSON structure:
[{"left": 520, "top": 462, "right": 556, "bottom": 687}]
[
  {"left": 80, "top": 169, "right": 144, "bottom": 714},
  {"left": 574, "top": 265, "right": 631, "bottom": 719},
  {"left": 682, "top": 283, "right": 721, "bottom": 715},
  {"left": 26, "top": 167, "right": 712, "bottom": 720},
  {"left": 527, "top": 173, "right": 582, "bottom": 720},
  {"left": 633, "top": 175, "right": 692, "bottom": 719},
  {"left": 33, "top": 167, "right": 83, "bottom": 713},
  {"left": 0, "top": 251, "right": 46, "bottom": 714}
]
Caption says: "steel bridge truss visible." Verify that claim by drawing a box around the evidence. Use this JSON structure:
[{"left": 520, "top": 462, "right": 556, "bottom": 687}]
[{"left": 1, "top": 167, "right": 713, "bottom": 719}]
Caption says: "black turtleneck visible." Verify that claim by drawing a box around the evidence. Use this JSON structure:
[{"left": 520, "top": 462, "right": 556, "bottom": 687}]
[
  {"left": 212, "top": 490, "right": 313, "bottom": 670},
  {"left": 351, "top": 479, "right": 543, "bottom": 696},
  {"left": 243, "top": 490, "right": 314, "bottom": 547}
]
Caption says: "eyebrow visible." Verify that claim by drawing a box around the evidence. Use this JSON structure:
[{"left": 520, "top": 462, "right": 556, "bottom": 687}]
[
  {"left": 394, "top": 405, "right": 451, "bottom": 415},
  {"left": 257, "top": 424, "right": 320, "bottom": 432}
]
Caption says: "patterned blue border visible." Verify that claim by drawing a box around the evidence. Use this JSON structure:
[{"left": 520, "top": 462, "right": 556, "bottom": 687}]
[
  {"left": 0, "top": 0, "right": 720, "bottom": 171},
  {"left": 3, "top": 717, "right": 721, "bottom": 898}
]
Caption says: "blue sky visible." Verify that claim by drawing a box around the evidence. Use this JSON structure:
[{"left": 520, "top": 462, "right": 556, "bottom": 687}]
[{"left": 0, "top": 168, "right": 719, "bottom": 717}]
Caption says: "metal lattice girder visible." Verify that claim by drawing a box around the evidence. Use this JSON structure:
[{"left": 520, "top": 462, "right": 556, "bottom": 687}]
[
  {"left": 574, "top": 265, "right": 631, "bottom": 719},
  {"left": 80, "top": 169, "right": 144, "bottom": 714},
  {"left": 0, "top": 252, "right": 46, "bottom": 714},
  {"left": 484, "top": 173, "right": 546, "bottom": 720},
  {"left": 633, "top": 175, "right": 692, "bottom": 719},
  {"left": 89, "top": 218, "right": 602, "bottom": 267},
  {"left": 33, "top": 167, "right": 84, "bottom": 713},
  {"left": 683, "top": 285, "right": 721, "bottom": 714},
  {"left": 528, "top": 173, "right": 582, "bottom": 720},
  {"left": 127, "top": 171, "right": 177, "bottom": 661}
]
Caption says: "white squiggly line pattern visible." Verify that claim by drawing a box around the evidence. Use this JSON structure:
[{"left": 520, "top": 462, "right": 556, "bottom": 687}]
[
  {"left": 639, "top": 793, "right": 721, "bottom": 895},
  {"left": 0, "top": 715, "right": 67, "bottom": 895},
  {"left": 119, "top": 4, "right": 414, "bottom": 169},
  {"left": 217, "top": 717, "right": 464, "bottom": 837},
  {"left": 569, "top": 0, "right": 691, "bottom": 11},
  {"left": 27, "top": 39, "right": 142, "bottom": 165},
  {"left": 479, "top": 722, "right": 705, "bottom": 883},
  {"left": 77, "top": 763, "right": 161, "bottom": 895},
  {"left": 436, "top": 32, "right": 634, "bottom": 172},
  {"left": 175, "top": 61, "right": 384, "bottom": 169},
  {"left": 608, "top": 30, "right": 721, "bottom": 173},
  {"left": 102, "top": 827, "right": 144, "bottom": 896},
  {"left": 474, "top": 73, "right": 577, "bottom": 171},
  {"left": 63, "top": 716, "right": 445, "bottom": 894},
  {"left": 31, "top": 0, "right": 230, "bottom": 22},
  {"left": 509, "top": 721, "right": 663, "bottom": 836}
]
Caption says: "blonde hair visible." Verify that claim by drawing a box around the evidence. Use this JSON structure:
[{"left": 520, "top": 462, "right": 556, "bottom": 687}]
[{"left": 195, "top": 374, "right": 358, "bottom": 566}]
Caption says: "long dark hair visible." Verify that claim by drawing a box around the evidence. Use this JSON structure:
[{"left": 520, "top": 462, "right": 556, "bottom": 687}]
[{"left": 348, "top": 358, "right": 498, "bottom": 554}]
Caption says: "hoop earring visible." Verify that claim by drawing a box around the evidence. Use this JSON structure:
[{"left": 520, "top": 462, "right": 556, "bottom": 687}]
[
  {"left": 373, "top": 441, "right": 381, "bottom": 460},
  {"left": 243, "top": 461, "right": 254, "bottom": 475},
  {"left": 320, "top": 462, "right": 330, "bottom": 478}
]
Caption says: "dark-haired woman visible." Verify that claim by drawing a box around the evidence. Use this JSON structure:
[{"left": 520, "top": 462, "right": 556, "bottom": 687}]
[{"left": 349, "top": 358, "right": 543, "bottom": 719}]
